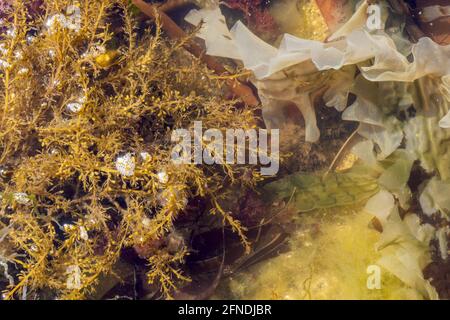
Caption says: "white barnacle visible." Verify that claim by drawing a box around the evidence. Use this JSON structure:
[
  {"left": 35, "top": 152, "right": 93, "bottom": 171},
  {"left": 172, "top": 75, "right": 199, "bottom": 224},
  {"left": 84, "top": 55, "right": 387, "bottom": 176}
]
[
  {"left": 157, "top": 171, "right": 169, "bottom": 184},
  {"left": 66, "top": 102, "right": 83, "bottom": 113},
  {"left": 81, "top": 44, "right": 105, "bottom": 59},
  {"left": 78, "top": 94, "right": 86, "bottom": 104},
  {"left": 13, "top": 192, "right": 31, "bottom": 205},
  {"left": 66, "top": 265, "right": 82, "bottom": 290},
  {"left": 79, "top": 226, "right": 89, "bottom": 241},
  {"left": 6, "top": 27, "right": 16, "bottom": 38},
  {"left": 65, "top": 5, "right": 82, "bottom": 32},
  {"left": 142, "top": 217, "right": 151, "bottom": 227},
  {"left": 48, "top": 49, "right": 56, "bottom": 58},
  {"left": 18, "top": 67, "right": 29, "bottom": 75},
  {"left": 115, "top": 153, "right": 135, "bottom": 177},
  {"left": 26, "top": 35, "right": 35, "bottom": 44},
  {"left": 14, "top": 50, "right": 23, "bottom": 60},
  {"left": 140, "top": 152, "right": 151, "bottom": 161},
  {"left": 0, "top": 44, "right": 7, "bottom": 55},
  {"left": 157, "top": 188, "right": 188, "bottom": 209},
  {"left": 0, "top": 261, "right": 14, "bottom": 287},
  {"left": 0, "top": 59, "right": 10, "bottom": 69},
  {"left": 46, "top": 6, "right": 82, "bottom": 34},
  {"left": 66, "top": 93, "right": 87, "bottom": 113}
]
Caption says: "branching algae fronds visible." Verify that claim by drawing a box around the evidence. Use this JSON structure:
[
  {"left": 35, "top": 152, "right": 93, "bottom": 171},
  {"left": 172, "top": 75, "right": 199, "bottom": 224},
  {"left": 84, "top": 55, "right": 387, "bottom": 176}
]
[{"left": 0, "top": 0, "right": 259, "bottom": 299}]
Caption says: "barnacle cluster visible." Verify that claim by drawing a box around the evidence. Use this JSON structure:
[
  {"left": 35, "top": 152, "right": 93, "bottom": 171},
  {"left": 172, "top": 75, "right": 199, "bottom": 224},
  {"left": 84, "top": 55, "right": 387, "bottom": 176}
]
[{"left": 0, "top": 0, "right": 259, "bottom": 299}]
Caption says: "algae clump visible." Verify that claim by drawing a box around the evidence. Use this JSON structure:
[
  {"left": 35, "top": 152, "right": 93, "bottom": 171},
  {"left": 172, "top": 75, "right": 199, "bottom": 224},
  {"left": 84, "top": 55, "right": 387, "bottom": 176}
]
[
  {"left": 0, "top": 0, "right": 258, "bottom": 300},
  {"left": 215, "top": 209, "right": 423, "bottom": 300}
]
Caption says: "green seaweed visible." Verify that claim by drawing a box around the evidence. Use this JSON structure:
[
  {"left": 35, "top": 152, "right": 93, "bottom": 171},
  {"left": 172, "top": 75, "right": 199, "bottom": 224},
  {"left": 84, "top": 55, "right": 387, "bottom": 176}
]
[{"left": 262, "top": 167, "right": 380, "bottom": 213}]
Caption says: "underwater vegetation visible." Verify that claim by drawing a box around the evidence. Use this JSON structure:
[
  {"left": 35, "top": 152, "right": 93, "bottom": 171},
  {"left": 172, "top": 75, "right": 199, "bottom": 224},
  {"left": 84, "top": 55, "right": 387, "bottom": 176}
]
[{"left": 186, "top": 0, "right": 450, "bottom": 300}]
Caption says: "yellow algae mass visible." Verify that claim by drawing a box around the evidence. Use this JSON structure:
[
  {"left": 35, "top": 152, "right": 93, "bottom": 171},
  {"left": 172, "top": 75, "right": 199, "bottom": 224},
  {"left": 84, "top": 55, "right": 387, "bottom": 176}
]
[
  {"left": 95, "top": 50, "right": 120, "bottom": 68},
  {"left": 215, "top": 209, "right": 422, "bottom": 300},
  {"left": 270, "top": 0, "right": 329, "bottom": 41}
]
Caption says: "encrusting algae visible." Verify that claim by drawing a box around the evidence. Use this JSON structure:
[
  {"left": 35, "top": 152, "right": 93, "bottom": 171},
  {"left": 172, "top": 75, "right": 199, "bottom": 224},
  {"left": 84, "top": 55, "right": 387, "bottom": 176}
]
[{"left": 0, "top": 0, "right": 260, "bottom": 299}]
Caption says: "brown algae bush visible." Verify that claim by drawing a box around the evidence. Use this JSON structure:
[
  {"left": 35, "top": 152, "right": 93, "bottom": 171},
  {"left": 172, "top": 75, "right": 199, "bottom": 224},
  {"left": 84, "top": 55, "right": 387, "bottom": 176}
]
[{"left": 0, "top": 0, "right": 260, "bottom": 299}]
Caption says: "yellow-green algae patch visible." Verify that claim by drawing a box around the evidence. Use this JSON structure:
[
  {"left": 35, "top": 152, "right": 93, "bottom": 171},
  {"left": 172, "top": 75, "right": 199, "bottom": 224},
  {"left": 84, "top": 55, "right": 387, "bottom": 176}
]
[{"left": 215, "top": 209, "right": 422, "bottom": 300}]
